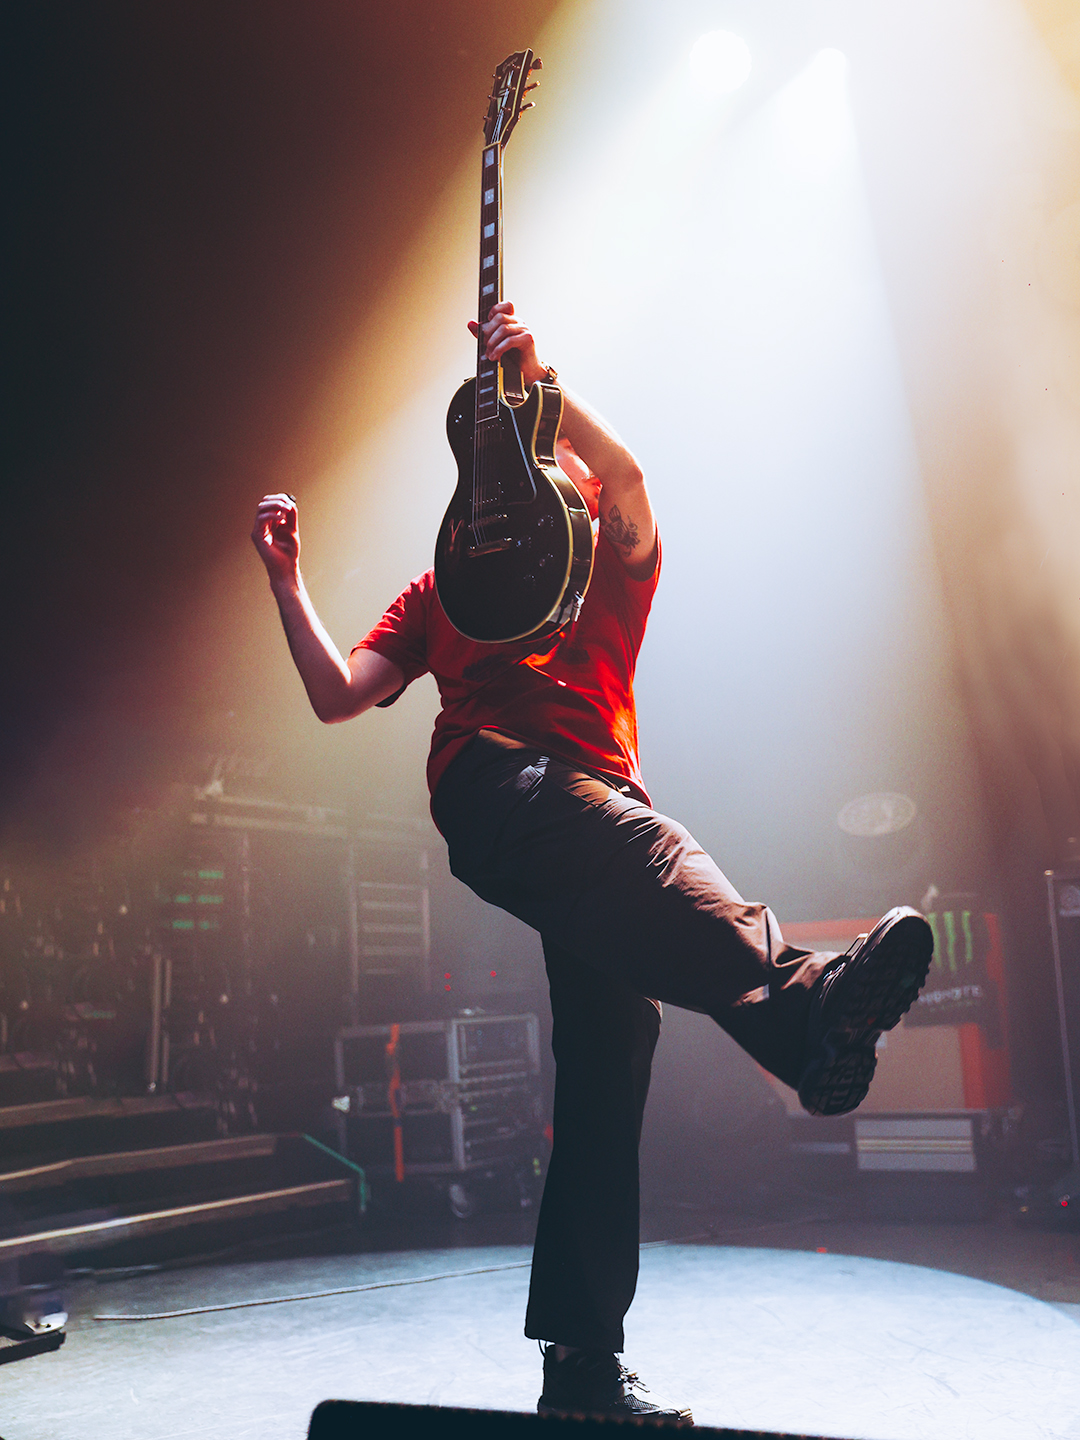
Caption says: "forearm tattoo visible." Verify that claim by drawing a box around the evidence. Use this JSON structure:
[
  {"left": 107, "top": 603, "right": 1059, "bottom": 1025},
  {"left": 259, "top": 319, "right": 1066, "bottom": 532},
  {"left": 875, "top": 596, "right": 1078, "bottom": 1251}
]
[{"left": 601, "top": 504, "right": 640, "bottom": 557}]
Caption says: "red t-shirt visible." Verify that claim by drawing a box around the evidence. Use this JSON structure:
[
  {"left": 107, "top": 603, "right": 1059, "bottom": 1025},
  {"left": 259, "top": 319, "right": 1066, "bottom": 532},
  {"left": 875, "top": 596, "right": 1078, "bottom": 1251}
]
[{"left": 352, "top": 533, "right": 659, "bottom": 811}]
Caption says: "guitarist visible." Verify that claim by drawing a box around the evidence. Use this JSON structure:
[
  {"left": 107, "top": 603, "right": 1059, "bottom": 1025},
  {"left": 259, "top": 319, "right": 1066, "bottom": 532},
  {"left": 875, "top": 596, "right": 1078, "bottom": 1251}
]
[{"left": 252, "top": 302, "right": 933, "bottom": 1423}]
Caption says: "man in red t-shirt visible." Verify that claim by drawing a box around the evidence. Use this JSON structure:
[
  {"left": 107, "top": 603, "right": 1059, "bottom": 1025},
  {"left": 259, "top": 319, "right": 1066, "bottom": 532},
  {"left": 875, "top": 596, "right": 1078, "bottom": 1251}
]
[{"left": 252, "top": 302, "right": 933, "bottom": 1422}]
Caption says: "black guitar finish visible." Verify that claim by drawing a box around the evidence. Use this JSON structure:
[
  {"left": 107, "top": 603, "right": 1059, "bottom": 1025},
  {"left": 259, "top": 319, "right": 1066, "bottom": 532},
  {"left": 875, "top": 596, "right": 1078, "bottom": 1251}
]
[
  {"left": 433, "top": 50, "right": 595, "bottom": 645},
  {"left": 437, "top": 377, "right": 594, "bottom": 643}
]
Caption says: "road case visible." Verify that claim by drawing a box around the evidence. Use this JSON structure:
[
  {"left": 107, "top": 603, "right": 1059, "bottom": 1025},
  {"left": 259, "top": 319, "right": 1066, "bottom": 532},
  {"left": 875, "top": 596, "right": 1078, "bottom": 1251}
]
[{"left": 331, "top": 1015, "right": 544, "bottom": 1215}]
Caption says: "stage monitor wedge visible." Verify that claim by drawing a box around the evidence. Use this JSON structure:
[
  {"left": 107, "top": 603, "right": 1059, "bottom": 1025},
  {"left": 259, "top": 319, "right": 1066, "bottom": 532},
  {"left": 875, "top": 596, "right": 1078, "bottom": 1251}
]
[{"left": 308, "top": 1398, "right": 848, "bottom": 1440}]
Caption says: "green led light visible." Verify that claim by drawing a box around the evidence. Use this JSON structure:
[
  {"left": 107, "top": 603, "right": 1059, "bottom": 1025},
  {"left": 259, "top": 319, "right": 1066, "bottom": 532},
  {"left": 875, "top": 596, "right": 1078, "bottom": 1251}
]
[
  {"left": 196, "top": 894, "right": 224, "bottom": 905},
  {"left": 174, "top": 894, "right": 192, "bottom": 904},
  {"left": 171, "top": 919, "right": 195, "bottom": 930},
  {"left": 198, "top": 869, "right": 225, "bottom": 880}
]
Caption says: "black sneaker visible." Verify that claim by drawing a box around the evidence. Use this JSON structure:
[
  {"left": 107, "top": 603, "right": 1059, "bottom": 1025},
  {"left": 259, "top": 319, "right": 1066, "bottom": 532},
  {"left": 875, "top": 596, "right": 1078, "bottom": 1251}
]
[
  {"left": 537, "top": 1345, "right": 693, "bottom": 1424},
  {"left": 796, "top": 906, "right": 933, "bottom": 1117}
]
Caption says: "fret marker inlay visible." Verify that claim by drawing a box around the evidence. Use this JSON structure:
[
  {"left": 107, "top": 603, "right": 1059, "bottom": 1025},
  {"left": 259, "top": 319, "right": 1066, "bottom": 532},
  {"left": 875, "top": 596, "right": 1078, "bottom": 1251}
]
[{"left": 483, "top": 223, "right": 495, "bottom": 239}]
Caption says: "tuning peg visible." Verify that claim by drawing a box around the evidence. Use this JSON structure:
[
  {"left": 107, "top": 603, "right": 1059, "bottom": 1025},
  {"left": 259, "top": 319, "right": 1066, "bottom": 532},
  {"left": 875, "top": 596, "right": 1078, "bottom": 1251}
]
[
  {"left": 521, "top": 102, "right": 535, "bottom": 112},
  {"left": 530, "top": 57, "right": 543, "bottom": 70},
  {"left": 524, "top": 81, "right": 539, "bottom": 93}
]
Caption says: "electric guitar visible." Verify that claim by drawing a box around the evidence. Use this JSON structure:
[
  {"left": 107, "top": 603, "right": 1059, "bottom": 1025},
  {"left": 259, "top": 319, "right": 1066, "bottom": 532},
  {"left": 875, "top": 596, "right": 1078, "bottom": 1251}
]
[{"left": 434, "top": 51, "right": 594, "bottom": 644}]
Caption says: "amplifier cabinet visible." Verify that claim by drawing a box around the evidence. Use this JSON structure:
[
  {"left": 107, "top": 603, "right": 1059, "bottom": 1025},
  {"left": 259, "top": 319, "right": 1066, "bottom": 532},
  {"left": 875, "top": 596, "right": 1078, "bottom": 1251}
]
[{"left": 789, "top": 1109, "right": 1005, "bottom": 1219}]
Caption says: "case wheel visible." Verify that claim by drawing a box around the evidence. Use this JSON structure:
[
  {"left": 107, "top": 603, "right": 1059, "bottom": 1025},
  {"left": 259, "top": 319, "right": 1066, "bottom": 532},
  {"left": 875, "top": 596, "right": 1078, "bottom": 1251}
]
[{"left": 447, "top": 1181, "right": 477, "bottom": 1220}]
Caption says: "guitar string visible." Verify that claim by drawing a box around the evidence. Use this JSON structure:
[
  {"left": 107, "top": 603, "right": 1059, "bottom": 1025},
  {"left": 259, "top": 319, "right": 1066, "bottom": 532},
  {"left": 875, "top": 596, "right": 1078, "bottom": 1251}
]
[
  {"left": 471, "top": 368, "right": 478, "bottom": 543},
  {"left": 473, "top": 210, "right": 488, "bottom": 548},
  {"left": 475, "top": 135, "right": 489, "bottom": 550},
  {"left": 475, "top": 392, "right": 487, "bottom": 547},
  {"left": 475, "top": 135, "right": 499, "bottom": 550},
  {"left": 476, "top": 362, "right": 495, "bottom": 548},
  {"left": 474, "top": 132, "right": 508, "bottom": 550}
]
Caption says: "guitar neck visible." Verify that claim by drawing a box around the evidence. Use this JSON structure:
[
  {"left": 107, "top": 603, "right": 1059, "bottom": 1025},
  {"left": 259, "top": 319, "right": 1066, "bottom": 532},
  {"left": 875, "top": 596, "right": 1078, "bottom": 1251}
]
[{"left": 476, "top": 140, "right": 508, "bottom": 426}]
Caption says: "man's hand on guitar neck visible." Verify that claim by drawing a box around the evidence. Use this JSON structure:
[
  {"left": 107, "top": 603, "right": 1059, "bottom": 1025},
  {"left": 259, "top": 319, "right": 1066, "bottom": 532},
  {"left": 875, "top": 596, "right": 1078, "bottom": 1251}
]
[
  {"left": 470, "top": 301, "right": 658, "bottom": 579},
  {"left": 470, "top": 300, "right": 548, "bottom": 387}
]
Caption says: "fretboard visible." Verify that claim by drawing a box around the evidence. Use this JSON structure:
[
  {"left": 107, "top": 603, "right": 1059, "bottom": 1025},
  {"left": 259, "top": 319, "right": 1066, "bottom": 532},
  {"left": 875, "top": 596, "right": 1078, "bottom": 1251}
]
[{"left": 475, "top": 141, "right": 504, "bottom": 427}]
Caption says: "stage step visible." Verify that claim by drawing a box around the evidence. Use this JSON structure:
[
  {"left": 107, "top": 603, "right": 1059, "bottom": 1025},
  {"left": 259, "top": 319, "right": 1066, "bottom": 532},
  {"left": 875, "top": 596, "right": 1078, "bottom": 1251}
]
[
  {"left": 0, "top": 1092, "right": 219, "bottom": 1163},
  {"left": 0, "top": 1132, "right": 362, "bottom": 1262},
  {"left": 0, "top": 1132, "right": 277, "bottom": 1193},
  {"left": 0, "top": 1092, "right": 218, "bottom": 1131},
  {"left": 0, "top": 1088, "right": 366, "bottom": 1361},
  {"left": 0, "top": 1176, "right": 353, "bottom": 1262}
]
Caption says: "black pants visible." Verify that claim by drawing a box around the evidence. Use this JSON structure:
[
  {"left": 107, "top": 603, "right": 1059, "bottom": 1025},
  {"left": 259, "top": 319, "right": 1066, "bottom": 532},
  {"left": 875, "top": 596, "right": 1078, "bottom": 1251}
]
[{"left": 432, "top": 731, "right": 830, "bottom": 1352}]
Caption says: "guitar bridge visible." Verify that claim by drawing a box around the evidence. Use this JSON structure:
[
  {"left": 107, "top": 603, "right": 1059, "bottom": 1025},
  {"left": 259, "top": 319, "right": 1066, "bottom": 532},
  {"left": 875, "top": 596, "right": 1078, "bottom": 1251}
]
[
  {"left": 466, "top": 535, "right": 513, "bottom": 556},
  {"left": 466, "top": 515, "right": 512, "bottom": 556}
]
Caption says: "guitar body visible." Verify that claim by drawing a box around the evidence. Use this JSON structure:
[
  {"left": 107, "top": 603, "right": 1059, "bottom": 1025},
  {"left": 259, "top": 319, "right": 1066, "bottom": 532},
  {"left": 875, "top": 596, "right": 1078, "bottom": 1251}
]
[{"left": 435, "top": 378, "right": 594, "bottom": 644}]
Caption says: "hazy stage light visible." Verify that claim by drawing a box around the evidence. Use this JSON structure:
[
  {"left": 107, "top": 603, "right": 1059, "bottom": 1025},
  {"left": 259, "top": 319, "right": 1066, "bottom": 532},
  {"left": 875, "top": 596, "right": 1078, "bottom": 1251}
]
[
  {"left": 689, "top": 30, "right": 752, "bottom": 96},
  {"left": 774, "top": 48, "right": 852, "bottom": 179}
]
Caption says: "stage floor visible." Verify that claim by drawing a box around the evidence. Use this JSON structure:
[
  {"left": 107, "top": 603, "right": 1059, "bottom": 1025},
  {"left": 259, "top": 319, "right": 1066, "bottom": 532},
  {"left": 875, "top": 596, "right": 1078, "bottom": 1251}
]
[{"left": 4, "top": 1235, "right": 1080, "bottom": 1440}]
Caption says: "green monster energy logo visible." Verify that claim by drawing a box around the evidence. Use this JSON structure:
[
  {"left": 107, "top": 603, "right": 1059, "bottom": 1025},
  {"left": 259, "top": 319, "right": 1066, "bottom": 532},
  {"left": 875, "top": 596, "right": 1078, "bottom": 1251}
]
[{"left": 926, "top": 910, "right": 975, "bottom": 977}]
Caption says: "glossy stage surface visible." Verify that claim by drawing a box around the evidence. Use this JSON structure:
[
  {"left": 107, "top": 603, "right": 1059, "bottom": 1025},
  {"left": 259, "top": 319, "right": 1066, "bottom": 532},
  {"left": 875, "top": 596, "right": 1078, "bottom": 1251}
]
[{"left": 4, "top": 1240, "right": 1080, "bottom": 1440}]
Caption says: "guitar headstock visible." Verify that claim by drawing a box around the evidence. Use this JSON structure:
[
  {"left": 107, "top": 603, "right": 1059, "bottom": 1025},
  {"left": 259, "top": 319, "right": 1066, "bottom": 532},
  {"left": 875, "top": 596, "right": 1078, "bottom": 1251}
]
[{"left": 484, "top": 50, "right": 541, "bottom": 147}]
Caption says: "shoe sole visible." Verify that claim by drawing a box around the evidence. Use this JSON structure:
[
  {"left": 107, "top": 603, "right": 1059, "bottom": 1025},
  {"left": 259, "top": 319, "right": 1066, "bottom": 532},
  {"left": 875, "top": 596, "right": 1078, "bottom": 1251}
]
[
  {"left": 797, "top": 907, "right": 934, "bottom": 1117},
  {"left": 538, "top": 1401, "right": 694, "bottom": 1425}
]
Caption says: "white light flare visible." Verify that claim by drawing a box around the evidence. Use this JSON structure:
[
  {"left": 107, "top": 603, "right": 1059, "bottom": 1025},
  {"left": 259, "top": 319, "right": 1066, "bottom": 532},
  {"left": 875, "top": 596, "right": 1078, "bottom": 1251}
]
[
  {"left": 774, "top": 48, "right": 853, "bottom": 180},
  {"left": 688, "top": 30, "right": 752, "bottom": 98}
]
